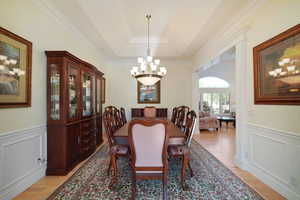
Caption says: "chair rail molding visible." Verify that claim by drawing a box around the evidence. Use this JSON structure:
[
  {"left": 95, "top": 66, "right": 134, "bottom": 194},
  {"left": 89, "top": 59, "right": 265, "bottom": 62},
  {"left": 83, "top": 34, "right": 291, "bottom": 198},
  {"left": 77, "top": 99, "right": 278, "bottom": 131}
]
[
  {"left": 244, "top": 123, "right": 300, "bottom": 200},
  {"left": 0, "top": 125, "right": 47, "bottom": 200}
]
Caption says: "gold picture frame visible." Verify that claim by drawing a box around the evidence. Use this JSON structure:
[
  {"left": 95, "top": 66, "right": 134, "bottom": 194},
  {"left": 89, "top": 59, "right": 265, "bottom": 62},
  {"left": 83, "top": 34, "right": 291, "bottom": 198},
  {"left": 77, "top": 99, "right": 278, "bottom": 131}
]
[
  {"left": 253, "top": 24, "right": 300, "bottom": 105},
  {"left": 0, "top": 27, "right": 32, "bottom": 108},
  {"left": 137, "top": 81, "right": 160, "bottom": 104}
]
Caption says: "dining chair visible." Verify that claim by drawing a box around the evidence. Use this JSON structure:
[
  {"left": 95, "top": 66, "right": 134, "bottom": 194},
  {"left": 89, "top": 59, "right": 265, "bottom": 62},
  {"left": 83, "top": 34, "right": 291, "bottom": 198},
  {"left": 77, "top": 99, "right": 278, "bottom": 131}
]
[
  {"left": 168, "top": 110, "right": 196, "bottom": 190},
  {"left": 144, "top": 106, "right": 156, "bottom": 118},
  {"left": 120, "top": 107, "right": 127, "bottom": 125},
  {"left": 103, "top": 111, "right": 129, "bottom": 187},
  {"left": 128, "top": 119, "right": 169, "bottom": 200}
]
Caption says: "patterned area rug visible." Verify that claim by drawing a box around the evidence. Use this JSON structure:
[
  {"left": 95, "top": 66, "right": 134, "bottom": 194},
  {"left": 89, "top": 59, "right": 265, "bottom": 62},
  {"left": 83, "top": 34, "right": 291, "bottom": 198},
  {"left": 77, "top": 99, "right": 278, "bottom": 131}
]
[{"left": 47, "top": 141, "right": 263, "bottom": 200}]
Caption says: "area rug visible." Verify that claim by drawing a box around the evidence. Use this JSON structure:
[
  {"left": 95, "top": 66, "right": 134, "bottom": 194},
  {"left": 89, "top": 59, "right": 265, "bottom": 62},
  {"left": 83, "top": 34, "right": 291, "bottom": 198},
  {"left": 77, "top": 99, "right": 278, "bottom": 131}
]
[{"left": 47, "top": 141, "right": 263, "bottom": 200}]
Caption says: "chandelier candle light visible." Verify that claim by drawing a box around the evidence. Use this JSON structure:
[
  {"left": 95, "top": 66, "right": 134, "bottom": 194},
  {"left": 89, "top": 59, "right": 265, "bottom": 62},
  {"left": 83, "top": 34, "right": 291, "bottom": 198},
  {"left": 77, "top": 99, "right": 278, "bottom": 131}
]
[{"left": 130, "top": 14, "right": 167, "bottom": 86}]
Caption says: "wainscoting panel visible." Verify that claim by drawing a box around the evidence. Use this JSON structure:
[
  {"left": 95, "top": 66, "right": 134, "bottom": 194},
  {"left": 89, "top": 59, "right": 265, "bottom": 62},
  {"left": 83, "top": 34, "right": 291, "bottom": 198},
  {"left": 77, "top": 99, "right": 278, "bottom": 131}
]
[
  {"left": 0, "top": 125, "right": 47, "bottom": 200},
  {"left": 246, "top": 123, "right": 300, "bottom": 200}
]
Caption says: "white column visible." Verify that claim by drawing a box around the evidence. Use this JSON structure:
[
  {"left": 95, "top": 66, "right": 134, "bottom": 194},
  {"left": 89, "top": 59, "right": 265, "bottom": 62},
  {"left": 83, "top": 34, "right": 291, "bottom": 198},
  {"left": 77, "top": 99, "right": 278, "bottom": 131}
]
[
  {"left": 192, "top": 71, "right": 200, "bottom": 134},
  {"left": 234, "top": 34, "right": 249, "bottom": 170}
]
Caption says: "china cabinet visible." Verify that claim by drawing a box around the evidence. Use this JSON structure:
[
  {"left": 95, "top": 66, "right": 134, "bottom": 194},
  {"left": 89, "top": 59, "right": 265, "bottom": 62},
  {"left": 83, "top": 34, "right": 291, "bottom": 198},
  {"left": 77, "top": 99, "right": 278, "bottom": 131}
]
[{"left": 46, "top": 51, "right": 104, "bottom": 175}]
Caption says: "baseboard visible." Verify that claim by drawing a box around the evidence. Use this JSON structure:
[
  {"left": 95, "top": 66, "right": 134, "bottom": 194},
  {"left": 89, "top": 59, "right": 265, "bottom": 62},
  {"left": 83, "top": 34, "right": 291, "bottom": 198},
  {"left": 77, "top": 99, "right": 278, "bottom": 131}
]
[
  {"left": 243, "top": 123, "right": 300, "bottom": 200},
  {"left": 0, "top": 125, "right": 47, "bottom": 200}
]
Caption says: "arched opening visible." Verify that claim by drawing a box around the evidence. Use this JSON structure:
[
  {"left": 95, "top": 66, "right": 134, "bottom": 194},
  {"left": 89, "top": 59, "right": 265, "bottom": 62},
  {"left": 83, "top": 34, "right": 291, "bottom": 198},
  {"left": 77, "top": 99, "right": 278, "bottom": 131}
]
[
  {"left": 199, "top": 76, "right": 230, "bottom": 88},
  {"left": 198, "top": 76, "right": 231, "bottom": 114}
]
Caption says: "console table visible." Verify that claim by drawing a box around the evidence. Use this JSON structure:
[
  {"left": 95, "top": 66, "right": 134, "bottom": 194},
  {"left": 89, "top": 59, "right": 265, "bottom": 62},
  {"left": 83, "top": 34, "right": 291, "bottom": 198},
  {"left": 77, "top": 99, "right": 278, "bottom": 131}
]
[{"left": 131, "top": 108, "right": 168, "bottom": 118}]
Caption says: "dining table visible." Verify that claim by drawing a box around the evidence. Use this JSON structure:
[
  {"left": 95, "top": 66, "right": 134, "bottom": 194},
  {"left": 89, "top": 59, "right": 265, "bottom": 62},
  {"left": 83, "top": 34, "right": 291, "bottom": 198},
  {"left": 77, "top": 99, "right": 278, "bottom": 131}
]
[{"left": 113, "top": 118, "right": 186, "bottom": 146}]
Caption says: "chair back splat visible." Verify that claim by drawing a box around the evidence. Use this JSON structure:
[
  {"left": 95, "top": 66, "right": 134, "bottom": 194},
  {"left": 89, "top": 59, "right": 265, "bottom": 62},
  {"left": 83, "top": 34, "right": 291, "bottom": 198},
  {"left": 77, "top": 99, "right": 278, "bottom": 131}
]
[
  {"left": 120, "top": 107, "right": 127, "bottom": 124},
  {"left": 184, "top": 110, "right": 197, "bottom": 147},
  {"left": 103, "top": 111, "right": 116, "bottom": 148},
  {"left": 171, "top": 107, "right": 178, "bottom": 123}
]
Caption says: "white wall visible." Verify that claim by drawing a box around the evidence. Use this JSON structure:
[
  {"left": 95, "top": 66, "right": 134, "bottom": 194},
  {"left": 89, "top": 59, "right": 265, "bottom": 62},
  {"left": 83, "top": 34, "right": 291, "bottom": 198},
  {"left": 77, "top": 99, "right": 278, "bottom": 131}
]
[
  {"left": 105, "top": 58, "right": 193, "bottom": 118},
  {"left": 193, "top": 0, "right": 300, "bottom": 199},
  {"left": 0, "top": 0, "right": 107, "bottom": 199},
  {"left": 0, "top": 0, "right": 106, "bottom": 134}
]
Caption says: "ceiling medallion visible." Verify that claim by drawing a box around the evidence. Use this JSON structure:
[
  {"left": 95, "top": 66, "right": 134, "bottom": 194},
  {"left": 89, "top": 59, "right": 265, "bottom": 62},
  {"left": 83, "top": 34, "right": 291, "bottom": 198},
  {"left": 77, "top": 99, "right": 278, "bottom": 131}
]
[{"left": 130, "top": 14, "right": 167, "bottom": 86}]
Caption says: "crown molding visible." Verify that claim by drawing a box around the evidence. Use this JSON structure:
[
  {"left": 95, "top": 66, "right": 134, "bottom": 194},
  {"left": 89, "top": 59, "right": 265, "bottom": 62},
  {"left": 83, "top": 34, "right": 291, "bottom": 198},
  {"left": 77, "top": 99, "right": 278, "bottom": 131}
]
[
  {"left": 31, "top": 0, "right": 111, "bottom": 61},
  {"left": 193, "top": 0, "right": 269, "bottom": 63}
]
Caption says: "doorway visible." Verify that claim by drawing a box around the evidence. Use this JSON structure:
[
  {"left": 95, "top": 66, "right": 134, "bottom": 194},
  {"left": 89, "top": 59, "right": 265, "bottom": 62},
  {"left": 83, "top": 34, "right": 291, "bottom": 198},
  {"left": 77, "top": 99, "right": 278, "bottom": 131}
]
[{"left": 195, "top": 47, "right": 237, "bottom": 167}]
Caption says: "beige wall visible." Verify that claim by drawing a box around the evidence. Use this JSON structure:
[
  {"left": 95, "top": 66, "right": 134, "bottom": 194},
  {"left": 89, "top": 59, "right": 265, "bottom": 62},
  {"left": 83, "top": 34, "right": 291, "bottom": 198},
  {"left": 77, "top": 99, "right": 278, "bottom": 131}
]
[
  {"left": 104, "top": 59, "right": 193, "bottom": 118},
  {"left": 0, "top": 0, "right": 106, "bottom": 133},
  {"left": 194, "top": 0, "right": 300, "bottom": 133}
]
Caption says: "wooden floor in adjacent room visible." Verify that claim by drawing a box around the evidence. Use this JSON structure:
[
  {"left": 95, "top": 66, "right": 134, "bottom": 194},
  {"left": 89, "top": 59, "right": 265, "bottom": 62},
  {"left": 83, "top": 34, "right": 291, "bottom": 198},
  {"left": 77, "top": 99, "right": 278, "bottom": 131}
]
[
  {"left": 15, "top": 127, "right": 285, "bottom": 200},
  {"left": 193, "top": 125, "right": 285, "bottom": 200}
]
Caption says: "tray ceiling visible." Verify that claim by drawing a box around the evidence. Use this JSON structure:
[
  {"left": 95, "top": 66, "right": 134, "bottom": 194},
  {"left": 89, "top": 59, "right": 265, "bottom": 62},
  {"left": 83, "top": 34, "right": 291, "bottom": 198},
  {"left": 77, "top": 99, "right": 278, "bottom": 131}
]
[{"left": 49, "top": 0, "right": 252, "bottom": 58}]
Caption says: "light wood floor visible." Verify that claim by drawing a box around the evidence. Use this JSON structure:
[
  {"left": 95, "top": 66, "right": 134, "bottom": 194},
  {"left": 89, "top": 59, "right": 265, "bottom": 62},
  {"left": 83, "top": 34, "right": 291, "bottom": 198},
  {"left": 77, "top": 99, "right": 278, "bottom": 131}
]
[
  {"left": 193, "top": 126, "right": 286, "bottom": 200},
  {"left": 15, "top": 127, "right": 286, "bottom": 200}
]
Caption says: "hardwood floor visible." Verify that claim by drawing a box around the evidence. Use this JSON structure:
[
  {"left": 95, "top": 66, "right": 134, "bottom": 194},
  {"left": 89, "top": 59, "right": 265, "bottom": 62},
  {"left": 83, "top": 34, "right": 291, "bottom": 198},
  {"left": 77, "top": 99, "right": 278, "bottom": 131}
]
[
  {"left": 15, "top": 127, "right": 286, "bottom": 200},
  {"left": 193, "top": 126, "right": 286, "bottom": 200}
]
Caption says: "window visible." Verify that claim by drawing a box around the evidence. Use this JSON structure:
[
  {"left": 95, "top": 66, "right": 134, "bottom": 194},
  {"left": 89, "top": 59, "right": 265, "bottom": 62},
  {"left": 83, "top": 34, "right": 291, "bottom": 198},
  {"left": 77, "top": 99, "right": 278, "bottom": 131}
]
[
  {"left": 200, "top": 93, "right": 230, "bottom": 114},
  {"left": 199, "top": 77, "right": 229, "bottom": 88}
]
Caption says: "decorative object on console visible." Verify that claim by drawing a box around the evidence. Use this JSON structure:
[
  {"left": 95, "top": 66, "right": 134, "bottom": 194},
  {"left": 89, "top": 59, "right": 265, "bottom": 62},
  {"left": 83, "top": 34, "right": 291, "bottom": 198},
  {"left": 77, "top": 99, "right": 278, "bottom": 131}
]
[
  {"left": 0, "top": 27, "right": 32, "bottom": 108},
  {"left": 130, "top": 14, "right": 167, "bottom": 86},
  {"left": 253, "top": 24, "right": 300, "bottom": 105},
  {"left": 138, "top": 80, "right": 160, "bottom": 104}
]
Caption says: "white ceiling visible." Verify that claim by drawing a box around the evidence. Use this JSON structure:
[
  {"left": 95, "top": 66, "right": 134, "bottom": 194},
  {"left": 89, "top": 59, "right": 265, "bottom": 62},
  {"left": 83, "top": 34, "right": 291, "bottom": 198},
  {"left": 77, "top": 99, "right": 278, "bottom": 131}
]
[{"left": 49, "top": 0, "right": 252, "bottom": 59}]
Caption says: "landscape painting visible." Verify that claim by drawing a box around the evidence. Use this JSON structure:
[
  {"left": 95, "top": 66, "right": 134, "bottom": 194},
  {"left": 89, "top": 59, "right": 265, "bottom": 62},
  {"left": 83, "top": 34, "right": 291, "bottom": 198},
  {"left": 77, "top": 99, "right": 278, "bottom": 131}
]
[
  {"left": 0, "top": 40, "right": 20, "bottom": 95},
  {"left": 137, "top": 81, "right": 160, "bottom": 104},
  {"left": 253, "top": 24, "right": 300, "bottom": 105},
  {"left": 0, "top": 27, "right": 32, "bottom": 108}
]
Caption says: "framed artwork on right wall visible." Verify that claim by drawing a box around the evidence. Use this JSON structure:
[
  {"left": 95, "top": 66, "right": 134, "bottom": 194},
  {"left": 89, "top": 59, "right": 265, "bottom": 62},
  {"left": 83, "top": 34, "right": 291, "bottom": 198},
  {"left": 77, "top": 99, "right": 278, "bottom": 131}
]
[{"left": 253, "top": 24, "right": 300, "bottom": 105}]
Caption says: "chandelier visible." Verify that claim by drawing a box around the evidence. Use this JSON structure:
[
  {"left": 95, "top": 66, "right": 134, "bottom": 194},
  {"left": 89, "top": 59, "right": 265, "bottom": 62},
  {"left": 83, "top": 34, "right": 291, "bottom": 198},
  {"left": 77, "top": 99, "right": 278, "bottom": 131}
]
[{"left": 130, "top": 14, "right": 167, "bottom": 86}]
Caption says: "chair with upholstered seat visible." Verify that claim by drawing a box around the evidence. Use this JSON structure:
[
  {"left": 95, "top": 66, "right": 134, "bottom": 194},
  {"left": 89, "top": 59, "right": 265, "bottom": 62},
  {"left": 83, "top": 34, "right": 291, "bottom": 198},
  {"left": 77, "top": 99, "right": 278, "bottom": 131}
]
[
  {"left": 103, "top": 111, "right": 129, "bottom": 187},
  {"left": 128, "top": 119, "right": 169, "bottom": 200},
  {"left": 168, "top": 110, "right": 196, "bottom": 190},
  {"left": 144, "top": 106, "right": 156, "bottom": 118}
]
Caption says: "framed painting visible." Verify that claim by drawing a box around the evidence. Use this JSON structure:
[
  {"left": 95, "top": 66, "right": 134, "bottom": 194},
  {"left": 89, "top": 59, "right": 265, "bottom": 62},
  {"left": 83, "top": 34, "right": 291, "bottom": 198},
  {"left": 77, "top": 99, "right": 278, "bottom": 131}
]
[
  {"left": 253, "top": 24, "right": 300, "bottom": 105},
  {"left": 0, "top": 27, "right": 32, "bottom": 108},
  {"left": 101, "top": 77, "right": 105, "bottom": 104},
  {"left": 137, "top": 81, "right": 160, "bottom": 104}
]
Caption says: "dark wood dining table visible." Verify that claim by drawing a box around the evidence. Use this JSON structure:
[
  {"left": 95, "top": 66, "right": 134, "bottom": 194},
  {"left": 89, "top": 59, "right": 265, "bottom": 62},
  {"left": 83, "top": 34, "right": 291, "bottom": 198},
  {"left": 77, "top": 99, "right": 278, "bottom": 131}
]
[{"left": 113, "top": 118, "right": 186, "bottom": 146}]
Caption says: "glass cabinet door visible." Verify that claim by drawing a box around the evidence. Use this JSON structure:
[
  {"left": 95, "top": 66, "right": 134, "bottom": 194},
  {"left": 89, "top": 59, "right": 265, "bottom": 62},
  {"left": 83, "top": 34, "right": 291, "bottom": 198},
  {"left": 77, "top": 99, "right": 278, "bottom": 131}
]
[
  {"left": 93, "top": 76, "right": 96, "bottom": 114},
  {"left": 50, "top": 64, "right": 60, "bottom": 120},
  {"left": 68, "top": 66, "right": 79, "bottom": 120},
  {"left": 96, "top": 77, "right": 101, "bottom": 114},
  {"left": 82, "top": 71, "right": 92, "bottom": 117}
]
